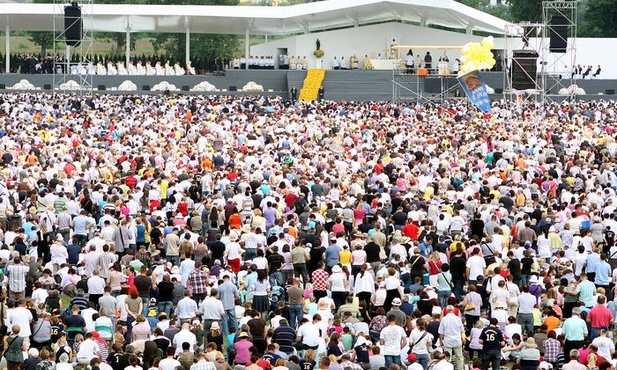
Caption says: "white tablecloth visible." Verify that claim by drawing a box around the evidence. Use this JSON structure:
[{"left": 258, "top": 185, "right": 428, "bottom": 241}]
[{"left": 369, "top": 59, "right": 401, "bottom": 70}]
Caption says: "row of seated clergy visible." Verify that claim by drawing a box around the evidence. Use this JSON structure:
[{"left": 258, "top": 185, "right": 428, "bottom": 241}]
[
  {"left": 290, "top": 56, "right": 309, "bottom": 70},
  {"left": 87, "top": 61, "right": 196, "bottom": 75},
  {"left": 230, "top": 57, "right": 275, "bottom": 70}
]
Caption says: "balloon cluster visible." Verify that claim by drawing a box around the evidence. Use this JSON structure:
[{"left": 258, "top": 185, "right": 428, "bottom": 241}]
[{"left": 459, "top": 36, "right": 496, "bottom": 75}]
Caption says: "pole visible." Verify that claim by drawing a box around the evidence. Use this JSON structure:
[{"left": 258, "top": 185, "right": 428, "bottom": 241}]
[
  {"left": 185, "top": 28, "right": 190, "bottom": 68},
  {"left": 125, "top": 28, "right": 130, "bottom": 66},
  {"left": 66, "top": 45, "right": 70, "bottom": 75},
  {"left": 5, "top": 25, "right": 9, "bottom": 73},
  {"left": 245, "top": 29, "right": 250, "bottom": 70}
]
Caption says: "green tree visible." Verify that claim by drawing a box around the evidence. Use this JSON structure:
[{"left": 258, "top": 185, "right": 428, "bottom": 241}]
[
  {"left": 152, "top": 0, "right": 240, "bottom": 70},
  {"left": 507, "top": 0, "right": 543, "bottom": 22},
  {"left": 27, "top": 0, "right": 55, "bottom": 55},
  {"left": 580, "top": 0, "right": 617, "bottom": 37}
]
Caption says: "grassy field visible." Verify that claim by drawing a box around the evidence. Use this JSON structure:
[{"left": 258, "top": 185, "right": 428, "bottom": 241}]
[
  {"left": 0, "top": 35, "right": 158, "bottom": 56},
  {"left": 0, "top": 35, "right": 272, "bottom": 57}
]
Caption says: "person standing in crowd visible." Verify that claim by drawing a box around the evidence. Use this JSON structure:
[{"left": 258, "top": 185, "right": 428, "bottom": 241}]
[
  {"left": 379, "top": 315, "right": 407, "bottom": 369},
  {"left": 479, "top": 318, "right": 505, "bottom": 370},
  {"left": 438, "top": 305, "right": 465, "bottom": 370}
]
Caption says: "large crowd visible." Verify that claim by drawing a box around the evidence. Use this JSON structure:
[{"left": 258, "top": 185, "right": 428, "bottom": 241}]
[{"left": 0, "top": 93, "right": 616, "bottom": 370}]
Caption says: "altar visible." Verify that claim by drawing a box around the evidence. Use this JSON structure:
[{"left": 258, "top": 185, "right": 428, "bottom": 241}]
[{"left": 368, "top": 59, "right": 402, "bottom": 70}]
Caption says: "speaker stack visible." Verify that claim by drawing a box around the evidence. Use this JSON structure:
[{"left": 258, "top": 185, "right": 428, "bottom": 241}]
[
  {"left": 64, "top": 3, "right": 82, "bottom": 47},
  {"left": 512, "top": 50, "right": 539, "bottom": 90},
  {"left": 549, "top": 14, "right": 568, "bottom": 53}
]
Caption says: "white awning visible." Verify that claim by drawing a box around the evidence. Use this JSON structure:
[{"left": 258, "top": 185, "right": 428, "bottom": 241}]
[{"left": 0, "top": 0, "right": 509, "bottom": 35}]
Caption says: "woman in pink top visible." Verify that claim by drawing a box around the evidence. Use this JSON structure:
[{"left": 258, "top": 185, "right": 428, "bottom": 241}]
[
  {"left": 353, "top": 203, "right": 365, "bottom": 226},
  {"left": 233, "top": 332, "right": 253, "bottom": 365}
]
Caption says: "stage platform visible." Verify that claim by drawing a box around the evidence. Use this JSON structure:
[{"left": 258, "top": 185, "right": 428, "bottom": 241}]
[{"left": 0, "top": 70, "right": 615, "bottom": 102}]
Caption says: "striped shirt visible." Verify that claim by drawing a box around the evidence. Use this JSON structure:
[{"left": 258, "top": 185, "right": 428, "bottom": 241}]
[
  {"left": 6, "top": 264, "right": 28, "bottom": 293},
  {"left": 98, "top": 252, "right": 115, "bottom": 279}
]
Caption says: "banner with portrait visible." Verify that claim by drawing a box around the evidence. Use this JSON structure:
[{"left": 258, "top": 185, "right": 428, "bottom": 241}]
[{"left": 457, "top": 70, "right": 491, "bottom": 114}]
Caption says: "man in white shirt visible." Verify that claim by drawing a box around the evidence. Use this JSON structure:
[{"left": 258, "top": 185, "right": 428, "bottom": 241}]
[
  {"left": 380, "top": 315, "right": 407, "bottom": 369},
  {"left": 561, "top": 349, "right": 587, "bottom": 370},
  {"left": 517, "top": 285, "right": 537, "bottom": 335},
  {"left": 438, "top": 306, "right": 465, "bottom": 370},
  {"left": 87, "top": 269, "right": 106, "bottom": 306},
  {"left": 466, "top": 247, "right": 486, "bottom": 284},
  {"left": 8, "top": 299, "right": 33, "bottom": 338},
  {"left": 200, "top": 288, "right": 225, "bottom": 332},
  {"left": 591, "top": 326, "right": 614, "bottom": 360},
  {"left": 82, "top": 245, "right": 101, "bottom": 276},
  {"left": 175, "top": 290, "right": 198, "bottom": 324},
  {"left": 76, "top": 332, "right": 102, "bottom": 364},
  {"left": 159, "top": 347, "right": 181, "bottom": 370},
  {"left": 172, "top": 323, "right": 197, "bottom": 355},
  {"left": 295, "top": 318, "right": 320, "bottom": 350},
  {"left": 190, "top": 352, "right": 217, "bottom": 370}
]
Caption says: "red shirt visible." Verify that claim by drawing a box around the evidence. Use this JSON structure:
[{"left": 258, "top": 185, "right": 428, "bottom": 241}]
[
  {"left": 402, "top": 223, "right": 419, "bottom": 240},
  {"left": 587, "top": 305, "right": 613, "bottom": 328},
  {"left": 312, "top": 269, "right": 329, "bottom": 291}
]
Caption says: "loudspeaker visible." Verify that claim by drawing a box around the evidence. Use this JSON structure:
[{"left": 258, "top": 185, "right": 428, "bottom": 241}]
[
  {"left": 64, "top": 4, "right": 82, "bottom": 47},
  {"left": 229, "top": 86, "right": 237, "bottom": 92},
  {"left": 549, "top": 14, "right": 568, "bottom": 53},
  {"left": 424, "top": 78, "right": 441, "bottom": 94},
  {"left": 97, "top": 85, "right": 106, "bottom": 91},
  {"left": 606, "top": 89, "right": 615, "bottom": 95},
  {"left": 43, "top": 84, "right": 52, "bottom": 90},
  {"left": 495, "top": 88, "right": 503, "bottom": 94},
  {"left": 512, "top": 50, "right": 539, "bottom": 90},
  {"left": 182, "top": 85, "right": 190, "bottom": 91},
  {"left": 0, "top": 84, "right": 5, "bottom": 89},
  {"left": 142, "top": 85, "right": 150, "bottom": 91}
]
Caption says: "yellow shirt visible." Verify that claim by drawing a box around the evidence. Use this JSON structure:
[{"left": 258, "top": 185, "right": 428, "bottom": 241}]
[
  {"left": 160, "top": 179, "right": 169, "bottom": 200},
  {"left": 339, "top": 249, "right": 352, "bottom": 265}
]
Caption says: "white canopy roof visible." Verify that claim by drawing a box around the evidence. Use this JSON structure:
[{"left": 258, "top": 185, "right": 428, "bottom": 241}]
[{"left": 0, "top": 0, "right": 509, "bottom": 35}]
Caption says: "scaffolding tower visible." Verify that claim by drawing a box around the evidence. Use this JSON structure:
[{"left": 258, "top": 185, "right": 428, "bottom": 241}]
[
  {"left": 502, "top": 0, "right": 578, "bottom": 104},
  {"left": 52, "top": 0, "right": 94, "bottom": 96}
]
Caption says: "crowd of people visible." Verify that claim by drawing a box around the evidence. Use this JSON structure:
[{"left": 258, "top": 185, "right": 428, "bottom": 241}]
[{"left": 0, "top": 93, "right": 616, "bottom": 370}]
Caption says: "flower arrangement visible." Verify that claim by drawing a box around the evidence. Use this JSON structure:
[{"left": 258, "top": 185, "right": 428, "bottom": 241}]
[
  {"left": 242, "top": 81, "right": 264, "bottom": 92},
  {"left": 10, "top": 79, "right": 36, "bottom": 90},
  {"left": 59, "top": 80, "right": 81, "bottom": 90},
  {"left": 152, "top": 81, "right": 179, "bottom": 91},
  {"left": 117, "top": 80, "right": 138, "bottom": 91},
  {"left": 191, "top": 81, "right": 218, "bottom": 92}
]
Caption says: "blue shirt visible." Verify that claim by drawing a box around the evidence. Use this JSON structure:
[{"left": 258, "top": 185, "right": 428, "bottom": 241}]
[
  {"left": 562, "top": 316, "right": 588, "bottom": 341},
  {"left": 595, "top": 261, "right": 612, "bottom": 286},
  {"left": 73, "top": 215, "right": 90, "bottom": 236},
  {"left": 585, "top": 253, "right": 601, "bottom": 273},
  {"left": 325, "top": 244, "right": 342, "bottom": 267},
  {"left": 576, "top": 280, "right": 597, "bottom": 307}
]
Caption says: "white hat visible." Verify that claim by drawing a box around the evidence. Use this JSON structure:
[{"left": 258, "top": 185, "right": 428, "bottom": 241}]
[
  {"left": 171, "top": 266, "right": 180, "bottom": 274},
  {"left": 392, "top": 298, "right": 402, "bottom": 306},
  {"left": 332, "top": 265, "right": 342, "bottom": 273},
  {"left": 529, "top": 275, "right": 539, "bottom": 284},
  {"left": 229, "top": 232, "right": 239, "bottom": 242},
  {"left": 211, "top": 322, "right": 221, "bottom": 330}
]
